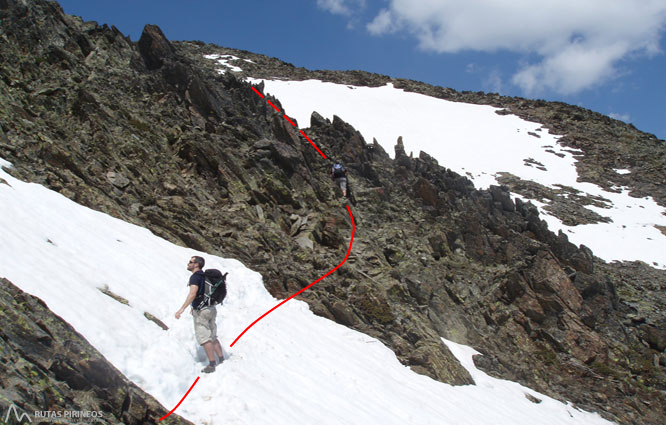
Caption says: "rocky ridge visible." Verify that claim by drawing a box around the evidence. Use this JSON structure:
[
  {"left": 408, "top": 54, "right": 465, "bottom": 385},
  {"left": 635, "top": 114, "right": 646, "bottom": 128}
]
[{"left": 0, "top": 1, "right": 665, "bottom": 424}]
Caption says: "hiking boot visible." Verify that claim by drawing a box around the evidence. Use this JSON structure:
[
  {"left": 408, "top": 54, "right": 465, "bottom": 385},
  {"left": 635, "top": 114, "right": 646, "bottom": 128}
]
[{"left": 201, "top": 364, "right": 216, "bottom": 373}]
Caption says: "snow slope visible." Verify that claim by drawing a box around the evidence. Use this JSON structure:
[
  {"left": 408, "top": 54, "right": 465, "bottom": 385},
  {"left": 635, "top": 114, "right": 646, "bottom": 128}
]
[
  {"left": 0, "top": 156, "right": 616, "bottom": 424},
  {"left": 241, "top": 77, "right": 666, "bottom": 269}
]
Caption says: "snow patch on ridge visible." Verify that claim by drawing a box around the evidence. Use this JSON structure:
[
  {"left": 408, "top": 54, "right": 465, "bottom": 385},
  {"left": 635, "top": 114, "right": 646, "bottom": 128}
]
[{"left": 205, "top": 54, "right": 243, "bottom": 74}]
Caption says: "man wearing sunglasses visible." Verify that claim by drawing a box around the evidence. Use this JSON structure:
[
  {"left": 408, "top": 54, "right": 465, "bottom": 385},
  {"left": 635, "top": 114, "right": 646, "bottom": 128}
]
[{"left": 176, "top": 256, "right": 224, "bottom": 373}]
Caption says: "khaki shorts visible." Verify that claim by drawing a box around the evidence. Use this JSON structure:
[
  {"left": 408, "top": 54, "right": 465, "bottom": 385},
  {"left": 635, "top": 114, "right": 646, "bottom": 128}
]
[
  {"left": 334, "top": 177, "right": 347, "bottom": 192},
  {"left": 192, "top": 306, "right": 217, "bottom": 345}
]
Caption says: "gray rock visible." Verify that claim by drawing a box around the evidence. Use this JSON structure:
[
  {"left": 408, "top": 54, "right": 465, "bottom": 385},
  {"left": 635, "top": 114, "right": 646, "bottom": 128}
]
[{"left": 106, "top": 171, "right": 130, "bottom": 189}]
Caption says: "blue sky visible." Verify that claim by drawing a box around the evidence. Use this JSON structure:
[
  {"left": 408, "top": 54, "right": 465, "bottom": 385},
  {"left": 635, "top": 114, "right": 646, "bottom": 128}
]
[{"left": 56, "top": 0, "right": 666, "bottom": 141}]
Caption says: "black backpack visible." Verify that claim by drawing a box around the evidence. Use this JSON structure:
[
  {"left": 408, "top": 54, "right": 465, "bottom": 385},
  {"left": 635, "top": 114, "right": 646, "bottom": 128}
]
[
  {"left": 193, "top": 269, "right": 228, "bottom": 310},
  {"left": 332, "top": 163, "right": 346, "bottom": 178}
]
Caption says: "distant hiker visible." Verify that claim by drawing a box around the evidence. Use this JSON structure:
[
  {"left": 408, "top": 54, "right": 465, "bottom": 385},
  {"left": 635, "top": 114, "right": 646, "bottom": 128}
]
[
  {"left": 176, "top": 255, "right": 224, "bottom": 373},
  {"left": 331, "top": 162, "right": 348, "bottom": 197}
]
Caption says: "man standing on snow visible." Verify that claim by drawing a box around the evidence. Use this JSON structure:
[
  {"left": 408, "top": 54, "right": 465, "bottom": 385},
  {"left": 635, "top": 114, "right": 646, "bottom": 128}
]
[{"left": 176, "top": 255, "right": 224, "bottom": 373}]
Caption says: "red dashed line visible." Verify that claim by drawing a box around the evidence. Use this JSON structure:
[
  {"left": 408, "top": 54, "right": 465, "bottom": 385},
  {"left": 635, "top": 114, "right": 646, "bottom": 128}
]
[
  {"left": 251, "top": 86, "right": 327, "bottom": 159},
  {"left": 267, "top": 100, "right": 280, "bottom": 112},
  {"left": 300, "top": 130, "right": 327, "bottom": 159},
  {"left": 251, "top": 87, "right": 264, "bottom": 98}
]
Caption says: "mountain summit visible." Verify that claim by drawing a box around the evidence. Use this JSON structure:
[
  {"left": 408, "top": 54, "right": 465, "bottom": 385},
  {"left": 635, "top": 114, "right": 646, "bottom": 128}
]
[{"left": 1, "top": 1, "right": 664, "bottom": 424}]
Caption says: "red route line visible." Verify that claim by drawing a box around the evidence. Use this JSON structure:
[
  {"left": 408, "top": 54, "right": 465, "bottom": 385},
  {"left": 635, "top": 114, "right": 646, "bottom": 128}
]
[
  {"left": 251, "top": 87, "right": 264, "bottom": 98},
  {"left": 251, "top": 86, "right": 327, "bottom": 159},
  {"left": 158, "top": 376, "right": 200, "bottom": 421},
  {"left": 266, "top": 100, "right": 280, "bottom": 112},
  {"left": 230, "top": 205, "right": 355, "bottom": 347},
  {"left": 300, "top": 130, "right": 327, "bottom": 159}
]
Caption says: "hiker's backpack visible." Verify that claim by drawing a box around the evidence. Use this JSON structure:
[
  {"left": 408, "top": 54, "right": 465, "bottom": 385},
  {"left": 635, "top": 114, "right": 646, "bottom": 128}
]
[
  {"left": 194, "top": 269, "right": 228, "bottom": 310},
  {"left": 332, "top": 163, "right": 346, "bottom": 178}
]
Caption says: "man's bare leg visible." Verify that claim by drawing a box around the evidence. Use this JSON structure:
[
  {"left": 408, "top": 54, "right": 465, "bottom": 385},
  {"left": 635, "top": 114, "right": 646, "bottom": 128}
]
[
  {"left": 203, "top": 341, "right": 216, "bottom": 362},
  {"left": 213, "top": 339, "right": 223, "bottom": 360}
]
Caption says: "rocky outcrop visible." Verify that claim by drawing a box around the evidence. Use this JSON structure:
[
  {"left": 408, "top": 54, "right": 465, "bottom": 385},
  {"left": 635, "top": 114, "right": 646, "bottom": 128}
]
[
  {"left": 1, "top": 1, "right": 665, "bottom": 424},
  {"left": 0, "top": 278, "right": 193, "bottom": 425},
  {"left": 138, "top": 24, "right": 175, "bottom": 70}
]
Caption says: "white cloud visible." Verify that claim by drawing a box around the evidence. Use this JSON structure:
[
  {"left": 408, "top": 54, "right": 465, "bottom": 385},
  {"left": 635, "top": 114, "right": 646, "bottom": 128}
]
[
  {"left": 512, "top": 40, "right": 630, "bottom": 95},
  {"left": 367, "top": 9, "right": 397, "bottom": 34},
  {"left": 317, "top": 0, "right": 366, "bottom": 16},
  {"left": 362, "top": 0, "right": 666, "bottom": 95}
]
